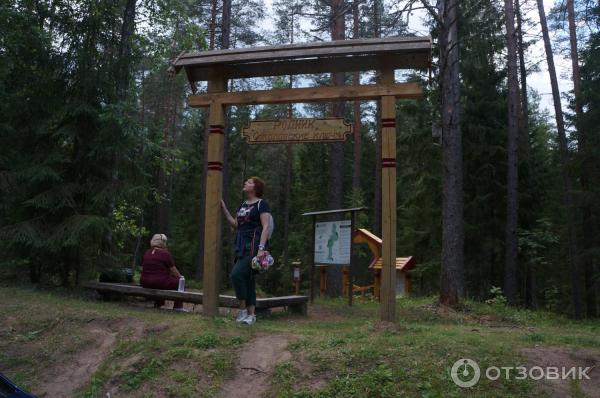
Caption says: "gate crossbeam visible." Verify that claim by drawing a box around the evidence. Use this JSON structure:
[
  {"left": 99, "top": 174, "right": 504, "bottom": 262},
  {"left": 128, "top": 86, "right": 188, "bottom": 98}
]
[{"left": 188, "top": 83, "right": 422, "bottom": 107}]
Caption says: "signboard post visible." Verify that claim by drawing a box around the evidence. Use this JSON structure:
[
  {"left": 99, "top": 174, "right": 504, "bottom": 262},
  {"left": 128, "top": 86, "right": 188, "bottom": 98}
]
[{"left": 292, "top": 262, "right": 301, "bottom": 295}]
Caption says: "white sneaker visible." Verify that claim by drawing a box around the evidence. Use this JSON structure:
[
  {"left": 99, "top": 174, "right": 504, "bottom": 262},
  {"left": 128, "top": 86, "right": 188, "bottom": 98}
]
[
  {"left": 242, "top": 314, "right": 256, "bottom": 325},
  {"left": 236, "top": 309, "right": 248, "bottom": 322}
]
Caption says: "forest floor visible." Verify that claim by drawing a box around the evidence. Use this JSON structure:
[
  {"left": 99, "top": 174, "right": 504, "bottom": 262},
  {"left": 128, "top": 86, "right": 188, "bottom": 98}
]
[{"left": 1, "top": 287, "right": 599, "bottom": 398}]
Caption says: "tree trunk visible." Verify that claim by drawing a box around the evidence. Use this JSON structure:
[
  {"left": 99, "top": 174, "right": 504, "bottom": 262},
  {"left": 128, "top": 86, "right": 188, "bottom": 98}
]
[
  {"left": 209, "top": 0, "right": 217, "bottom": 50},
  {"left": 566, "top": 0, "right": 583, "bottom": 123},
  {"left": 567, "top": 0, "right": 596, "bottom": 318},
  {"left": 282, "top": 6, "right": 297, "bottom": 277},
  {"left": 105, "top": 0, "right": 137, "bottom": 254},
  {"left": 503, "top": 0, "right": 520, "bottom": 305},
  {"left": 516, "top": 0, "right": 535, "bottom": 307},
  {"left": 156, "top": 41, "right": 179, "bottom": 234},
  {"left": 438, "top": 0, "right": 464, "bottom": 307},
  {"left": 116, "top": 0, "right": 136, "bottom": 98},
  {"left": 74, "top": 246, "right": 81, "bottom": 286},
  {"left": 282, "top": 143, "right": 293, "bottom": 270},
  {"left": 326, "top": 0, "right": 346, "bottom": 297},
  {"left": 516, "top": 0, "right": 531, "bottom": 165},
  {"left": 221, "top": 0, "right": 232, "bottom": 50},
  {"left": 352, "top": 0, "right": 361, "bottom": 194},
  {"left": 29, "top": 262, "right": 41, "bottom": 284},
  {"left": 536, "top": 0, "right": 584, "bottom": 319}
]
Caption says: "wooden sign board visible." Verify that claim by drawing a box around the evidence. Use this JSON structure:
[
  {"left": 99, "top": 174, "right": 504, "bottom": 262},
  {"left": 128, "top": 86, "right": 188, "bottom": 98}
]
[{"left": 241, "top": 118, "right": 352, "bottom": 144}]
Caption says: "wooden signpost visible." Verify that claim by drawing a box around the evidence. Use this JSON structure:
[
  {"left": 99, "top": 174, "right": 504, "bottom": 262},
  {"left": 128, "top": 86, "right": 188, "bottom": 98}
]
[{"left": 241, "top": 118, "right": 351, "bottom": 144}]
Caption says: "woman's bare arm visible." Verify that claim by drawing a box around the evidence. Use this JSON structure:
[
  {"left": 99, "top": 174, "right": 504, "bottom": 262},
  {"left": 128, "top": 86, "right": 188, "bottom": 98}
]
[
  {"left": 221, "top": 199, "right": 238, "bottom": 228},
  {"left": 257, "top": 212, "right": 270, "bottom": 255},
  {"left": 165, "top": 252, "right": 182, "bottom": 278},
  {"left": 169, "top": 266, "right": 182, "bottom": 278}
]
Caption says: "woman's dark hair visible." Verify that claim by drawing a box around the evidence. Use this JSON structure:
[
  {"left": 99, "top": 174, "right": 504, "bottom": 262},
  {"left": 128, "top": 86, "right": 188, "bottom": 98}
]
[{"left": 251, "top": 176, "right": 265, "bottom": 197}]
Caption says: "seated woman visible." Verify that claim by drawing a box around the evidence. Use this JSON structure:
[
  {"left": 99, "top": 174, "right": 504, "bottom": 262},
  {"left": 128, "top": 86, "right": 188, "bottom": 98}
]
[{"left": 140, "top": 234, "right": 186, "bottom": 312}]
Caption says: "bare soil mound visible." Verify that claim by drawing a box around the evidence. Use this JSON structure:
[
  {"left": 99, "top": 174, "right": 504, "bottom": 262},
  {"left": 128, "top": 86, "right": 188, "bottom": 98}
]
[
  {"left": 521, "top": 346, "right": 600, "bottom": 398},
  {"left": 220, "top": 334, "right": 293, "bottom": 398},
  {"left": 36, "top": 318, "right": 145, "bottom": 398}
]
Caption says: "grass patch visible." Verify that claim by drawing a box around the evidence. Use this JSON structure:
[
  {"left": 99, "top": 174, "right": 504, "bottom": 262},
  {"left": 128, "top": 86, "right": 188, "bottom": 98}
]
[
  {"left": 190, "top": 332, "right": 220, "bottom": 349},
  {"left": 2, "top": 287, "right": 600, "bottom": 397}
]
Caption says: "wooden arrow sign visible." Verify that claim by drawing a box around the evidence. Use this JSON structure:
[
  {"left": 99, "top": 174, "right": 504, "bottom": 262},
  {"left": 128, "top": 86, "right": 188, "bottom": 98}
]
[{"left": 241, "top": 118, "right": 352, "bottom": 144}]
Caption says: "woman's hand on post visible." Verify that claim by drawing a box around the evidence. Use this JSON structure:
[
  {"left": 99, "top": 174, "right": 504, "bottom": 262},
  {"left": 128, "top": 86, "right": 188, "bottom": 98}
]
[{"left": 221, "top": 199, "right": 237, "bottom": 228}]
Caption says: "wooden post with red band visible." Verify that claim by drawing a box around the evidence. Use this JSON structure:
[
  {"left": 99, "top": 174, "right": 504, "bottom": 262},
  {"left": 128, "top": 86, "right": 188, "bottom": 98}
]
[
  {"left": 203, "top": 69, "right": 227, "bottom": 316},
  {"left": 380, "top": 67, "right": 397, "bottom": 322}
]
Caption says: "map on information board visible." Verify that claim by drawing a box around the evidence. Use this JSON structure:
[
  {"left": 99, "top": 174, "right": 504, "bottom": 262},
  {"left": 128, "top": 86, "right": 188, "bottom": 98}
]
[{"left": 314, "top": 220, "right": 351, "bottom": 265}]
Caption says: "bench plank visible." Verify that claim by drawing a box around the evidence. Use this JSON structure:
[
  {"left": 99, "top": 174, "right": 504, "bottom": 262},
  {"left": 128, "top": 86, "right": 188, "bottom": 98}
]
[{"left": 83, "top": 281, "right": 308, "bottom": 311}]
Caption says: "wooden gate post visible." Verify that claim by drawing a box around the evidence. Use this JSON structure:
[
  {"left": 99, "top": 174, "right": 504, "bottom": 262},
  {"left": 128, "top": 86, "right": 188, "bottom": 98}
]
[
  {"left": 203, "top": 69, "right": 227, "bottom": 316},
  {"left": 380, "top": 67, "right": 397, "bottom": 322}
]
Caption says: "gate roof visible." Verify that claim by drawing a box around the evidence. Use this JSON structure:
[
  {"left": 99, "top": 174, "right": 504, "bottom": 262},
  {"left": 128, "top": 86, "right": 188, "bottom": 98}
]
[{"left": 173, "top": 36, "right": 431, "bottom": 82}]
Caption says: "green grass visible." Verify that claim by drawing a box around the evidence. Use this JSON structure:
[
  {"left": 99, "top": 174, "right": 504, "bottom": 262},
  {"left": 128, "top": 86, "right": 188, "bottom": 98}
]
[{"left": 1, "top": 287, "right": 599, "bottom": 397}]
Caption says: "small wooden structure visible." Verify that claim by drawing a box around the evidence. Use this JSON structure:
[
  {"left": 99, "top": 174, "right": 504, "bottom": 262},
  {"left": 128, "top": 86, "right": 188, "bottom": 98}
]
[
  {"left": 172, "top": 36, "right": 431, "bottom": 322},
  {"left": 325, "top": 229, "right": 416, "bottom": 299},
  {"left": 84, "top": 282, "right": 308, "bottom": 314},
  {"left": 370, "top": 257, "right": 415, "bottom": 298}
]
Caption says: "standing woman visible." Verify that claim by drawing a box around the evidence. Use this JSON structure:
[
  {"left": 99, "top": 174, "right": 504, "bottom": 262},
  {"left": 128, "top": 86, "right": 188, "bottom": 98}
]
[{"left": 221, "top": 176, "right": 271, "bottom": 325}]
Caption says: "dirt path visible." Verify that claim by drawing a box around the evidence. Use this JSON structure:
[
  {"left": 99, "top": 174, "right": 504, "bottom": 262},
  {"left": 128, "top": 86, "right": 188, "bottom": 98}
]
[
  {"left": 36, "top": 319, "right": 144, "bottom": 398},
  {"left": 220, "top": 335, "right": 293, "bottom": 398},
  {"left": 521, "top": 346, "right": 600, "bottom": 398}
]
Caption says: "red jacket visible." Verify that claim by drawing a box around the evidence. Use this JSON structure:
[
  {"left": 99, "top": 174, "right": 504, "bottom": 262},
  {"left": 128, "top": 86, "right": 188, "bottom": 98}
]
[{"left": 140, "top": 248, "right": 176, "bottom": 288}]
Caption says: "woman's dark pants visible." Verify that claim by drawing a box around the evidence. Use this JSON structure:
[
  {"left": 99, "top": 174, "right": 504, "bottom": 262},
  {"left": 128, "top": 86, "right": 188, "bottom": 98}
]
[
  {"left": 140, "top": 275, "right": 183, "bottom": 309},
  {"left": 231, "top": 255, "right": 256, "bottom": 307}
]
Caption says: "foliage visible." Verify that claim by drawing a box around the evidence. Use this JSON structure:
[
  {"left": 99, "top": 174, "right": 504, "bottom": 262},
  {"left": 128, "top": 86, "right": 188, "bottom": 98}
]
[{"left": 485, "top": 286, "right": 508, "bottom": 306}]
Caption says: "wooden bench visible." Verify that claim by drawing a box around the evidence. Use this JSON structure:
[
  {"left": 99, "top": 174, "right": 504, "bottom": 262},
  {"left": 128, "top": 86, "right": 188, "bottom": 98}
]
[{"left": 83, "top": 281, "right": 308, "bottom": 315}]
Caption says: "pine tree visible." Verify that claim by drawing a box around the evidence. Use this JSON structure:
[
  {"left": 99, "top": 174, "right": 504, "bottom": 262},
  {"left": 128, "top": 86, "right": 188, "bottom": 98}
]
[
  {"left": 536, "top": 0, "right": 585, "bottom": 318},
  {"left": 503, "top": 0, "right": 521, "bottom": 305},
  {"left": 421, "top": 0, "right": 465, "bottom": 306}
]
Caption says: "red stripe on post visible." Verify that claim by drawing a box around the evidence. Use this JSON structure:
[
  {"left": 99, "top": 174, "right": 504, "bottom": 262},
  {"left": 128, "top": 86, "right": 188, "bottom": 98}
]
[
  {"left": 209, "top": 124, "right": 224, "bottom": 134},
  {"left": 207, "top": 161, "right": 223, "bottom": 171},
  {"left": 381, "top": 118, "right": 396, "bottom": 128},
  {"left": 382, "top": 158, "right": 396, "bottom": 168}
]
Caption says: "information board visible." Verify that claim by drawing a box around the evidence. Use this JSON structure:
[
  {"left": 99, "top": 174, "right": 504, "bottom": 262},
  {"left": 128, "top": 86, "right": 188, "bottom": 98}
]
[{"left": 314, "top": 220, "right": 352, "bottom": 265}]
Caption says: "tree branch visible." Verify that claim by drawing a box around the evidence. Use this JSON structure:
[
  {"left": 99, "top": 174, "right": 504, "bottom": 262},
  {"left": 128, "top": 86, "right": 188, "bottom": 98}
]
[{"left": 419, "top": 0, "right": 443, "bottom": 25}]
